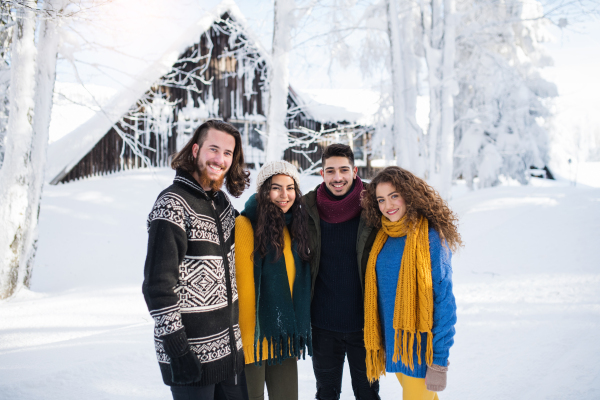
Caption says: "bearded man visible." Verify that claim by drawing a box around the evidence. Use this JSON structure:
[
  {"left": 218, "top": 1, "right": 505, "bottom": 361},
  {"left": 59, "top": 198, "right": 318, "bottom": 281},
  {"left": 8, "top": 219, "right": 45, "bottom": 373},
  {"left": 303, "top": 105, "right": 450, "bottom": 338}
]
[{"left": 142, "top": 120, "right": 250, "bottom": 400}]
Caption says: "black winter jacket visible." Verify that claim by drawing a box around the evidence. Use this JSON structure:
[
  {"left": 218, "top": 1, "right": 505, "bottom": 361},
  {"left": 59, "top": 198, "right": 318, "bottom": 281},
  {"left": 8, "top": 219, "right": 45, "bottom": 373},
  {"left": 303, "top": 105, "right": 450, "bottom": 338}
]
[
  {"left": 303, "top": 184, "right": 378, "bottom": 300},
  {"left": 142, "top": 170, "right": 244, "bottom": 386}
]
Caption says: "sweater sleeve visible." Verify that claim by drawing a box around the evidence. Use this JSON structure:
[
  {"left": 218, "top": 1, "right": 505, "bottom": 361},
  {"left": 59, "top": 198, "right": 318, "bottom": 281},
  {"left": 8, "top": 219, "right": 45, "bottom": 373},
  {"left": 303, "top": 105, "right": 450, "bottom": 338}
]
[
  {"left": 234, "top": 216, "right": 259, "bottom": 364},
  {"left": 142, "top": 194, "right": 188, "bottom": 355},
  {"left": 429, "top": 229, "right": 457, "bottom": 367}
]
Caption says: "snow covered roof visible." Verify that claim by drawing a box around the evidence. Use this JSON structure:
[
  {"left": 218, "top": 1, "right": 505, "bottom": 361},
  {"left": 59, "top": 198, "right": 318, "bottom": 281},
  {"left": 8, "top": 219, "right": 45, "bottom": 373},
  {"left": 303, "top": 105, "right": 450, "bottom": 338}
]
[
  {"left": 288, "top": 87, "right": 363, "bottom": 124},
  {"left": 46, "top": 0, "right": 265, "bottom": 184}
]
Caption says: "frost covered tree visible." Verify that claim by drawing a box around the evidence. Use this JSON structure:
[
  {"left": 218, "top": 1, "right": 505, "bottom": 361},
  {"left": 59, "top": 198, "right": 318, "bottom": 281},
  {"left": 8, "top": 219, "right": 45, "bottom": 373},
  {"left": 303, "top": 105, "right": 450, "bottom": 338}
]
[
  {"left": 0, "top": 2, "right": 14, "bottom": 168},
  {"left": 0, "top": 0, "right": 75, "bottom": 299},
  {"left": 453, "top": 0, "right": 558, "bottom": 188},
  {"left": 385, "top": 0, "right": 422, "bottom": 175},
  {"left": 306, "top": 0, "right": 575, "bottom": 196},
  {"left": 330, "top": 0, "right": 425, "bottom": 175},
  {"left": 265, "top": 0, "right": 296, "bottom": 162},
  {"left": 21, "top": 0, "right": 69, "bottom": 287},
  {"left": 0, "top": 0, "right": 39, "bottom": 299},
  {"left": 418, "top": 0, "right": 458, "bottom": 198},
  {"left": 265, "top": 0, "right": 326, "bottom": 163}
]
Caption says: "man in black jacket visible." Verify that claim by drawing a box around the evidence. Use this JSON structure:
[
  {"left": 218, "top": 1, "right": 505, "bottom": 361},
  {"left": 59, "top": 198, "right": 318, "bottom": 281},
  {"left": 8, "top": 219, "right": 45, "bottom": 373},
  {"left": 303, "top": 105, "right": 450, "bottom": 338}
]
[
  {"left": 304, "top": 144, "right": 380, "bottom": 400},
  {"left": 143, "top": 120, "right": 250, "bottom": 400}
]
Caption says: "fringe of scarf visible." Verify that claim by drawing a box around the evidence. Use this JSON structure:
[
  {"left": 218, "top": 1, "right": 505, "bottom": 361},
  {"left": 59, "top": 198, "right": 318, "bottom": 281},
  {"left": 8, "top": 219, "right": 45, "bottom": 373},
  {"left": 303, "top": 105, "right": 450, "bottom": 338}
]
[
  {"left": 254, "top": 333, "right": 313, "bottom": 366},
  {"left": 364, "top": 215, "right": 434, "bottom": 382}
]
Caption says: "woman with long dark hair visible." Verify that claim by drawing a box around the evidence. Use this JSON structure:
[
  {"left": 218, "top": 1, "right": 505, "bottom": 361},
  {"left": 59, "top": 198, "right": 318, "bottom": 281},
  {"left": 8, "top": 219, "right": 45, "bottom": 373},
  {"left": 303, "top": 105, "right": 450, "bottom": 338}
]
[
  {"left": 235, "top": 161, "right": 312, "bottom": 400},
  {"left": 361, "top": 166, "right": 460, "bottom": 400}
]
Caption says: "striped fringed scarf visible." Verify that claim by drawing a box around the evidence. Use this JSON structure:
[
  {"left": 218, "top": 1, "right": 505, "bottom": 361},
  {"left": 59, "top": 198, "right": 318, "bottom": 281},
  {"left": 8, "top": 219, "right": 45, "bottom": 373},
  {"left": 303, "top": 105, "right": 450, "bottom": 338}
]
[{"left": 364, "top": 214, "right": 434, "bottom": 383}]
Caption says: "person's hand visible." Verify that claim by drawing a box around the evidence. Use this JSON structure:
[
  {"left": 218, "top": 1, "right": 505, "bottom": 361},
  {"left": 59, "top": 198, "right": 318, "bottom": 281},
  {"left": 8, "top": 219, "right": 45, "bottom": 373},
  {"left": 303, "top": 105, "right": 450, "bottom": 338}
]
[
  {"left": 425, "top": 362, "right": 449, "bottom": 392},
  {"left": 169, "top": 348, "right": 203, "bottom": 384},
  {"left": 163, "top": 330, "right": 203, "bottom": 384}
]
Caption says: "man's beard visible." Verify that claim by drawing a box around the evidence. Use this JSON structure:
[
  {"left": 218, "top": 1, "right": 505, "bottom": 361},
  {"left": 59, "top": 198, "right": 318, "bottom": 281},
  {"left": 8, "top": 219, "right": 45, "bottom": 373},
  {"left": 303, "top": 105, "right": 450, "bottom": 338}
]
[{"left": 195, "top": 159, "right": 225, "bottom": 192}]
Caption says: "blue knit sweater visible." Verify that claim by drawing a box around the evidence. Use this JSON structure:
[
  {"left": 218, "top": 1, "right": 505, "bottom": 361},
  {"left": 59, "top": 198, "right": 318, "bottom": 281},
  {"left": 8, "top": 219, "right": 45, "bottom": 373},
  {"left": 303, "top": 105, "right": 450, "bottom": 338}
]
[{"left": 376, "top": 227, "right": 456, "bottom": 378}]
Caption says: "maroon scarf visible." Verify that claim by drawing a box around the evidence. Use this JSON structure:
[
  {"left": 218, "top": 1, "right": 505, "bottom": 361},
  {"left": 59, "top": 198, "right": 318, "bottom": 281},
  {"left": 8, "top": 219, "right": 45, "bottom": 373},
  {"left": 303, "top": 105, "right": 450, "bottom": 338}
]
[{"left": 316, "top": 176, "right": 364, "bottom": 224}]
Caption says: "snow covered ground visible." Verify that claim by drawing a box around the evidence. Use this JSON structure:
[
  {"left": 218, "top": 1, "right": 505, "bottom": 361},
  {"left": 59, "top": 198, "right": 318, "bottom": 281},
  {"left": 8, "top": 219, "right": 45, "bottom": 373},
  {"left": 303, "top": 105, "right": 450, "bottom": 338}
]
[{"left": 1, "top": 166, "right": 599, "bottom": 399}]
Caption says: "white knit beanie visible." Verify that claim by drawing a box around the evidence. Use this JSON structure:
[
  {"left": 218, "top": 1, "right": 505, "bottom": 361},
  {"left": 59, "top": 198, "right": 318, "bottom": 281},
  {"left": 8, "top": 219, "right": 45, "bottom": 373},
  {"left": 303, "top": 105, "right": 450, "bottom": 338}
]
[{"left": 255, "top": 160, "right": 301, "bottom": 192}]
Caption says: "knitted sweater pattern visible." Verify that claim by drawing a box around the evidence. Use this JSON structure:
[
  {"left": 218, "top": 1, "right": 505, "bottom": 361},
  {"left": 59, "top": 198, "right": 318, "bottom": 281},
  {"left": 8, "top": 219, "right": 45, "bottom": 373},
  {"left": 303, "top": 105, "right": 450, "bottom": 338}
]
[
  {"left": 142, "top": 170, "right": 244, "bottom": 386},
  {"left": 376, "top": 228, "right": 456, "bottom": 378}
]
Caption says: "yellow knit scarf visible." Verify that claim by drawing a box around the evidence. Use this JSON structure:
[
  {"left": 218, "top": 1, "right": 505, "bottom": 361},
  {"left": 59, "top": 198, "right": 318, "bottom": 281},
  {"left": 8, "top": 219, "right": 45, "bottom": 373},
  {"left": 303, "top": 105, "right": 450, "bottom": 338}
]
[{"left": 364, "top": 214, "right": 434, "bottom": 383}]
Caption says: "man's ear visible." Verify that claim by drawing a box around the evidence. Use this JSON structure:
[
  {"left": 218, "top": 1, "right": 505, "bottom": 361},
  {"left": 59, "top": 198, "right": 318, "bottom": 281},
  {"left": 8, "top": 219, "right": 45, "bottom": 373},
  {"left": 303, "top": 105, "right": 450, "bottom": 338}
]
[
  {"left": 353, "top": 166, "right": 358, "bottom": 179},
  {"left": 320, "top": 169, "right": 324, "bottom": 179},
  {"left": 192, "top": 143, "right": 199, "bottom": 159}
]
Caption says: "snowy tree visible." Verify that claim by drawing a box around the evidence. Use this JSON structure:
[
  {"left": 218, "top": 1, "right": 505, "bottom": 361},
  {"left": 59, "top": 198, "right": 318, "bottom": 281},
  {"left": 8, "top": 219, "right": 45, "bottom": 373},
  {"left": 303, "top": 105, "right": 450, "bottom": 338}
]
[
  {"left": 0, "top": 3, "right": 13, "bottom": 169},
  {"left": 265, "top": 0, "right": 297, "bottom": 162},
  {"left": 21, "top": 0, "right": 72, "bottom": 282},
  {"left": 326, "top": 0, "right": 425, "bottom": 175},
  {"left": 263, "top": 0, "right": 344, "bottom": 165},
  {"left": 453, "top": 0, "right": 558, "bottom": 188},
  {"left": 418, "top": 0, "right": 458, "bottom": 198},
  {"left": 0, "top": 0, "right": 84, "bottom": 299},
  {"left": 0, "top": 0, "right": 38, "bottom": 299}
]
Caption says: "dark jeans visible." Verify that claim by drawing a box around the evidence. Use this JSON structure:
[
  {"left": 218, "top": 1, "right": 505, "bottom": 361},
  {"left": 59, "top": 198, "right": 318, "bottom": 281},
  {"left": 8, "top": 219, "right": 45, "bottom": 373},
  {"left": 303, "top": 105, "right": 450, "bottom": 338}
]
[
  {"left": 170, "top": 372, "right": 249, "bottom": 400},
  {"left": 245, "top": 357, "right": 298, "bottom": 400},
  {"left": 311, "top": 326, "right": 381, "bottom": 400}
]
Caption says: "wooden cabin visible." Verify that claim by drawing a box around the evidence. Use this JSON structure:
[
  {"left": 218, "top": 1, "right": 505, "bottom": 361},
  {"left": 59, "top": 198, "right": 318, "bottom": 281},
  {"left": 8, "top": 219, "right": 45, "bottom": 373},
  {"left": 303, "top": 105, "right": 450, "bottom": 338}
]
[{"left": 47, "top": 4, "right": 369, "bottom": 185}]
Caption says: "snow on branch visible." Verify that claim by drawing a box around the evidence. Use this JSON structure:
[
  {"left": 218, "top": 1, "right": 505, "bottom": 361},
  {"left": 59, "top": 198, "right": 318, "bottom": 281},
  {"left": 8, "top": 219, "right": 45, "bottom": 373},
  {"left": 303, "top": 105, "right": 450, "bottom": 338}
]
[{"left": 216, "top": 16, "right": 269, "bottom": 98}]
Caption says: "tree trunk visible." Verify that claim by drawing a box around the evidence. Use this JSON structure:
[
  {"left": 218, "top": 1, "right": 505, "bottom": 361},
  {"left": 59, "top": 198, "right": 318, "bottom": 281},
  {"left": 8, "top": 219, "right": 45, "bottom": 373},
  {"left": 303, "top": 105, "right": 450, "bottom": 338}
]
[
  {"left": 421, "top": 0, "right": 443, "bottom": 186},
  {"left": 386, "top": 0, "right": 410, "bottom": 169},
  {"left": 438, "top": 0, "right": 456, "bottom": 199},
  {"left": 400, "top": 2, "right": 425, "bottom": 177},
  {"left": 421, "top": 0, "right": 455, "bottom": 199},
  {"left": 265, "top": 0, "right": 293, "bottom": 162},
  {"left": 20, "top": 0, "right": 64, "bottom": 288},
  {"left": 0, "top": 1, "right": 38, "bottom": 299}
]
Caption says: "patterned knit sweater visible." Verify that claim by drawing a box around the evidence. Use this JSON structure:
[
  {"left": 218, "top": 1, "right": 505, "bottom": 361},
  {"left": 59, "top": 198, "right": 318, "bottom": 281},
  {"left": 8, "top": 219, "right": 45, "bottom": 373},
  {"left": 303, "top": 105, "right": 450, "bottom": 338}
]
[
  {"left": 234, "top": 215, "right": 296, "bottom": 364},
  {"left": 375, "top": 228, "right": 457, "bottom": 378},
  {"left": 142, "top": 170, "right": 244, "bottom": 386}
]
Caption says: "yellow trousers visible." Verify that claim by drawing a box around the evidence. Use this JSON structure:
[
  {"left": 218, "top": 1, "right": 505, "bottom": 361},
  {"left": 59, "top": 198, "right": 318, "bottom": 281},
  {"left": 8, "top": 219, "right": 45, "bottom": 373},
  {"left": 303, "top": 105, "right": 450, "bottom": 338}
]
[{"left": 396, "top": 373, "right": 440, "bottom": 400}]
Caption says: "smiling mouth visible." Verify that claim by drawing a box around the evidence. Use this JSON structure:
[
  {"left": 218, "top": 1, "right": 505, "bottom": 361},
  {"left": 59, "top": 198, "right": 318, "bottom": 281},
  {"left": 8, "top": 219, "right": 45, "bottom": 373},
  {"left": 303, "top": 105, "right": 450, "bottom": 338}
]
[
  {"left": 331, "top": 182, "right": 346, "bottom": 189},
  {"left": 387, "top": 209, "right": 399, "bottom": 215},
  {"left": 208, "top": 164, "right": 224, "bottom": 173},
  {"left": 276, "top": 201, "right": 289, "bottom": 207}
]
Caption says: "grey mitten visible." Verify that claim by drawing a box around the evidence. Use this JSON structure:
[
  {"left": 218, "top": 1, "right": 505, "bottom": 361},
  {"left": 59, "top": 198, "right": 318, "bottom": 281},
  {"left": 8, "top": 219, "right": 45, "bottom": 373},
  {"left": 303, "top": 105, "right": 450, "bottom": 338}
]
[{"left": 426, "top": 362, "right": 449, "bottom": 392}]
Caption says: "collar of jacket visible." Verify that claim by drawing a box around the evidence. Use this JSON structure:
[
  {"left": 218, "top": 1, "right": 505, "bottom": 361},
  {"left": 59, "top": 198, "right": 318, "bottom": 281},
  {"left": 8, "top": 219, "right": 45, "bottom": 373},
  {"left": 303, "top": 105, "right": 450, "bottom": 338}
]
[
  {"left": 303, "top": 185, "right": 319, "bottom": 215},
  {"left": 173, "top": 169, "right": 215, "bottom": 201}
]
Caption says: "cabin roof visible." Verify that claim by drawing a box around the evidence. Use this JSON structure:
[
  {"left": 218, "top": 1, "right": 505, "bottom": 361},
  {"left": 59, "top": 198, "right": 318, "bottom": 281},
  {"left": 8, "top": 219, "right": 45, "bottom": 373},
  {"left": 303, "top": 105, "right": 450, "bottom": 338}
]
[{"left": 46, "top": 0, "right": 269, "bottom": 184}]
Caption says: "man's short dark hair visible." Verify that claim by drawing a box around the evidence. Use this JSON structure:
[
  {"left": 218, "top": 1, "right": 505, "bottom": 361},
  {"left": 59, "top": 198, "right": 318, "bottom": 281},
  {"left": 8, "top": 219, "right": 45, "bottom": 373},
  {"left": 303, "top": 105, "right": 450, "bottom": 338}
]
[
  {"left": 322, "top": 143, "right": 355, "bottom": 168},
  {"left": 171, "top": 119, "right": 250, "bottom": 197}
]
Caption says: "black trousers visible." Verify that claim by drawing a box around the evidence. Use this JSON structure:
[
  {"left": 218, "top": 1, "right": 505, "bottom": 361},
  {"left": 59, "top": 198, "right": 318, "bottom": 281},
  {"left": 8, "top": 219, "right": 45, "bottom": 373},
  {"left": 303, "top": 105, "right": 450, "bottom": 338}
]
[
  {"left": 170, "top": 372, "right": 249, "bottom": 400},
  {"left": 311, "top": 326, "right": 381, "bottom": 400}
]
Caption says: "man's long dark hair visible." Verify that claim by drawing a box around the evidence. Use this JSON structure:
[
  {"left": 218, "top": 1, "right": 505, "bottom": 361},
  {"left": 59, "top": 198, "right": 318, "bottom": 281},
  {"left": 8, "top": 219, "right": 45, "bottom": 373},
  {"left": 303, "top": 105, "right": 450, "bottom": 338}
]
[
  {"left": 254, "top": 176, "right": 311, "bottom": 262},
  {"left": 171, "top": 120, "right": 250, "bottom": 197}
]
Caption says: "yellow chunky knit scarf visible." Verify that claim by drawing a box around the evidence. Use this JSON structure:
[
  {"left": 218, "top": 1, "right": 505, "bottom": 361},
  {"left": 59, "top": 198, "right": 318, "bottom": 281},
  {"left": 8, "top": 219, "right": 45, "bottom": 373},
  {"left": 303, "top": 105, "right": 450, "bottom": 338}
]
[{"left": 364, "top": 215, "right": 434, "bottom": 383}]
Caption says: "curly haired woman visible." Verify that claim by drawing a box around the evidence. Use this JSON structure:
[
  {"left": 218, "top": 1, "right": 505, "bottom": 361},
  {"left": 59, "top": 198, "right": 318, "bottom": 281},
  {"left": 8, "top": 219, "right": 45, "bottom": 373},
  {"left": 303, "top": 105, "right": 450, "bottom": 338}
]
[
  {"left": 361, "top": 166, "right": 460, "bottom": 400},
  {"left": 235, "top": 161, "right": 312, "bottom": 400}
]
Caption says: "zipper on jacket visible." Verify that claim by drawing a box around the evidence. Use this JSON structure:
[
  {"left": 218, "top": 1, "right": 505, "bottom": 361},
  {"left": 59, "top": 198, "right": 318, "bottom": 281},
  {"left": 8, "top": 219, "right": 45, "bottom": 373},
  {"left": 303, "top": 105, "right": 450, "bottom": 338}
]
[{"left": 210, "top": 197, "right": 238, "bottom": 375}]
